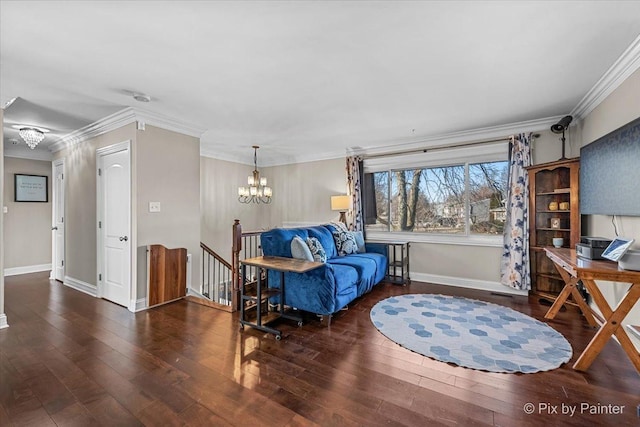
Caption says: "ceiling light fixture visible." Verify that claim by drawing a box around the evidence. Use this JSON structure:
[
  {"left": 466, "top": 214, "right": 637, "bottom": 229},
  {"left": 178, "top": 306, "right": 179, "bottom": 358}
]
[
  {"left": 238, "top": 146, "right": 272, "bottom": 204},
  {"left": 133, "top": 93, "right": 151, "bottom": 102},
  {"left": 19, "top": 127, "right": 45, "bottom": 149},
  {"left": 550, "top": 115, "right": 573, "bottom": 160}
]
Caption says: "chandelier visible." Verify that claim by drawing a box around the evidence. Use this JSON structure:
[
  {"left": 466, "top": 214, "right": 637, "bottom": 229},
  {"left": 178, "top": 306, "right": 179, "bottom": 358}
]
[
  {"left": 19, "top": 128, "right": 45, "bottom": 149},
  {"left": 238, "top": 145, "right": 272, "bottom": 204}
]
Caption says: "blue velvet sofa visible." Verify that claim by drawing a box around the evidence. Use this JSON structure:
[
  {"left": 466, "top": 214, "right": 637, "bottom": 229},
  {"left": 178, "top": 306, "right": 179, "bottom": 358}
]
[{"left": 260, "top": 225, "right": 387, "bottom": 322}]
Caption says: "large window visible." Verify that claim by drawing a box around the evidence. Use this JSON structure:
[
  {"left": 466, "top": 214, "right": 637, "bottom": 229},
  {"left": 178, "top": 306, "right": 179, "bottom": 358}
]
[{"left": 365, "top": 160, "right": 509, "bottom": 236}]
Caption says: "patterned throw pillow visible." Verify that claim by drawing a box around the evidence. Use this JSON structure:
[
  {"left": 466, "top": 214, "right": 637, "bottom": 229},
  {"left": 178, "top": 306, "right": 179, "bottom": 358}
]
[
  {"left": 291, "top": 236, "right": 313, "bottom": 261},
  {"left": 306, "top": 237, "right": 327, "bottom": 263},
  {"left": 329, "top": 222, "right": 358, "bottom": 256}
]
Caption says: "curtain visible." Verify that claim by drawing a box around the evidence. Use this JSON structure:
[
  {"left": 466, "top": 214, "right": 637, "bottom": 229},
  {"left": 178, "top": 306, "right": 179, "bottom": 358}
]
[
  {"left": 346, "top": 156, "right": 364, "bottom": 232},
  {"left": 500, "top": 133, "right": 532, "bottom": 290}
]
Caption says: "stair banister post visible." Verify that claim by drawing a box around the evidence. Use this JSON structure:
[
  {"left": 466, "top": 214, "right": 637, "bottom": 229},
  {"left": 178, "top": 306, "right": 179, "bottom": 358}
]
[{"left": 232, "top": 219, "right": 242, "bottom": 311}]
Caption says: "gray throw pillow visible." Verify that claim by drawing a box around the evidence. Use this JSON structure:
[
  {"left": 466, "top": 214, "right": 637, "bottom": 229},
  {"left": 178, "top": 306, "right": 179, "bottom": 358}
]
[
  {"left": 291, "top": 236, "right": 313, "bottom": 261},
  {"left": 352, "top": 231, "right": 366, "bottom": 253}
]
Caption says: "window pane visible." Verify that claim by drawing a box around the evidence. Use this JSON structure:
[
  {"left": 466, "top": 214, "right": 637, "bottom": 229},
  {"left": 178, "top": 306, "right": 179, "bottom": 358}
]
[
  {"left": 365, "top": 171, "right": 389, "bottom": 230},
  {"left": 390, "top": 166, "right": 466, "bottom": 233},
  {"left": 469, "top": 161, "right": 509, "bottom": 235}
]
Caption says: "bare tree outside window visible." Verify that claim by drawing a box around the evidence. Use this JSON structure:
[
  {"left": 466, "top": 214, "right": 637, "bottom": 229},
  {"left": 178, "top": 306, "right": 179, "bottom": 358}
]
[{"left": 366, "top": 160, "right": 508, "bottom": 235}]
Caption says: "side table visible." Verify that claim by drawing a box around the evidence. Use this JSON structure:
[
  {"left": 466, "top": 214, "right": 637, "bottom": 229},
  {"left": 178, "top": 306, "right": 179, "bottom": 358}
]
[
  {"left": 366, "top": 240, "right": 411, "bottom": 285},
  {"left": 239, "top": 256, "right": 322, "bottom": 340}
]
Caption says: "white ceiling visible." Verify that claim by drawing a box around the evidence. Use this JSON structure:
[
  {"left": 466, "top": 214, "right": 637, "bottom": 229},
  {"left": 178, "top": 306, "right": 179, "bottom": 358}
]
[{"left": 2, "top": 1, "right": 640, "bottom": 165}]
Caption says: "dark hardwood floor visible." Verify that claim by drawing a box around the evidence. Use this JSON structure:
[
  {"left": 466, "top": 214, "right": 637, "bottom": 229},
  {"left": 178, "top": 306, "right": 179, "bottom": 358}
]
[{"left": 1, "top": 272, "right": 638, "bottom": 426}]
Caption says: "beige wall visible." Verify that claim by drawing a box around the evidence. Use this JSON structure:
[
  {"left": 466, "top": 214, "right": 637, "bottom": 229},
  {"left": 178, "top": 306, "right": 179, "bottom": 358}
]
[
  {"left": 577, "top": 67, "right": 640, "bottom": 349},
  {"left": 136, "top": 125, "right": 201, "bottom": 296},
  {"left": 54, "top": 122, "right": 202, "bottom": 304},
  {"left": 200, "top": 156, "right": 267, "bottom": 261},
  {"left": 200, "top": 156, "right": 347, "bottom": 264},
  {"left": 53, "top": 123, "right": 136, "bottom": 286},
  {"left": 3, "top": 157, "right": 52, "bottom": 270},
  {"left": 264, "top": 158, "right": 348, "bottom": 226}
]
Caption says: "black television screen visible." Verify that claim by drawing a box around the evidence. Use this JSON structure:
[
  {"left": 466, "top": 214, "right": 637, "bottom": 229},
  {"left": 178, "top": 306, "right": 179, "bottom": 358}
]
[{"left": 580, "top": 116, "right": 640, "bottom": 216}]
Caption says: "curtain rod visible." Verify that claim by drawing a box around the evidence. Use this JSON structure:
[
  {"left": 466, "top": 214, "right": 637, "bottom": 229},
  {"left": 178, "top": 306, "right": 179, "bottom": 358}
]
[{"left": 362, "top": 133, "right": 539, "bottom": 160}]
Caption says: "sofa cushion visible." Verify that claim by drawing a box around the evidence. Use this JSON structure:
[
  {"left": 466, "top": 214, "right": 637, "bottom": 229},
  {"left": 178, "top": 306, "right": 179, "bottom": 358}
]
[
  {"left": 261, "top": 227, "right": 310, "bottom": 258},
  {"left": 308, "top": 225, "right": 338, "bottom": 259},
  {"left": 327, "top": 222, "right": 358, "bottom": 256},
  {"left": 291, "top": 236, "right": 313, "bottom": 261},
  {"left": 328, "top": 255, "right": 378, "bottom": 296},
  {"left": 350, "top": 252, "right": 387, "bottom": 284},
  {"left": 306, "top": 237, "right": 327, "bottom": 263}
]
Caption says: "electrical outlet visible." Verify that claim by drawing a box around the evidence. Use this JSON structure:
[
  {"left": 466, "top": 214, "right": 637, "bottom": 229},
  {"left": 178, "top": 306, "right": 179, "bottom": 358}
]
[
  {"left": 3, "top": 206, "right": 7, "bottom": 214},
  {"left": 149, "top": 202, "right": 161, "bottom": 213}
]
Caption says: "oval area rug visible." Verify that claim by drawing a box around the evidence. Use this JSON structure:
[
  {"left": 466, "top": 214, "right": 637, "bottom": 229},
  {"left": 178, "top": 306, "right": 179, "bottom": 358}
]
[{"left": 370, "top": 294, "right": 572, "bottom": 373}]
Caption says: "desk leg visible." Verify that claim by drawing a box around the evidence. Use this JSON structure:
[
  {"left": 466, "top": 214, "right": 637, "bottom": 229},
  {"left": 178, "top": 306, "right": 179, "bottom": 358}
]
[
  {"left": 574, "top": 280, "right": 640, "bottom": 373},
  {"left": 546, "top": 265, "right": 597, "bottom": 327}
]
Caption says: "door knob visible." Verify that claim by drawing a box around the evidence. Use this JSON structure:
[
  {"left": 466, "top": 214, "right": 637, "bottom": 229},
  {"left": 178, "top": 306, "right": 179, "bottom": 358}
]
[
  {"left": 52, "top": 226, "right": 58, "bottom": 230},
  {"left": 119, "top": 236, "right": 128, "bottom": 242}
]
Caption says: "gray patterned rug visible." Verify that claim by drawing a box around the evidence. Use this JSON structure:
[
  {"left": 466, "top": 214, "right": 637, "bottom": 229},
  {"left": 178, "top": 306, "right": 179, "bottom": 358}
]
[{"left": 370, "top": 294, "right": 572, "bottom": 373}]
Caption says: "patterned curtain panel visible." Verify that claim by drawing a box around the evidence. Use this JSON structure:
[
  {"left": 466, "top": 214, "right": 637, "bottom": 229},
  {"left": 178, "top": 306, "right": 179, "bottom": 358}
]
[
  {"left": 346, "top": 156, "right": 364, "bottom": 232},
  {"left": 500, "top": 133, "right": 532, "bottom": 290}
]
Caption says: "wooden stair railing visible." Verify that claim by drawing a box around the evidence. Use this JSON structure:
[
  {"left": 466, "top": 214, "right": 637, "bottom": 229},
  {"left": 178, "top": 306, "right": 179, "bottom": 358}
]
[
  {"left": 197, "top": 241, "right": 234, "bottom": 312},
  {"left": 232, "top": 219, "right": 264, "bottom": 312},
  {"left": 194, "top": 220, "right": 264, "bottom": 313}
]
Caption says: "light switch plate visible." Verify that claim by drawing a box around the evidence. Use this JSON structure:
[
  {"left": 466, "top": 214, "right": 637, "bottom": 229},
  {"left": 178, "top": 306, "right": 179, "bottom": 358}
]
[
  {"left": 149, "top": 202, "right": 161, "bottom": 213},
  {"left": 3, "top": 206, "right": 7, "bottom": 214}
]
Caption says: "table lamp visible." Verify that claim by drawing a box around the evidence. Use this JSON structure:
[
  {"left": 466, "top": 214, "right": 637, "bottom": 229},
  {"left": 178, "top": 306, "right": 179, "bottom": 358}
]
[{"left": 331, "top": 195, "right": 351, "bottom": 225}]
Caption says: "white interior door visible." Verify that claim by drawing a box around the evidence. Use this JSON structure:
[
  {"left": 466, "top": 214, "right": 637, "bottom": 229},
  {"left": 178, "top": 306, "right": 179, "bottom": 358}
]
[
  {"left": 52, "top": 159, "right": 65, "bottom": 281},
  {"left": 97, "top": 142, "right": 131, "bottom": 308}
]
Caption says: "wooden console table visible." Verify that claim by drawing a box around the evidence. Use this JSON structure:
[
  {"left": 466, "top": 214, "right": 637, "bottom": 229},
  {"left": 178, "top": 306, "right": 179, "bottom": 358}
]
[
  {"left": 543, "top": 247, "right": 640, "bottom": 373},
  {"left": 239, "top": 256, "right": 322, "bottom": 340}
]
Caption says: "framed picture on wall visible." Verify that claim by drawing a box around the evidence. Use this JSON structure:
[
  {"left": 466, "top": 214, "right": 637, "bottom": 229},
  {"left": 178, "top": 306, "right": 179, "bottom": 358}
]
[{"left": 15, "top": 174, "right": 48, "bottom": 202}]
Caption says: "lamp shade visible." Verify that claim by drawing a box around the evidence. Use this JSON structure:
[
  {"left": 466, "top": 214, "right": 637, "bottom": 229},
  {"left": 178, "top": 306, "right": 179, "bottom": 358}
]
[{"left": 331, "top": 195, "right": 351, "bottom": 211}]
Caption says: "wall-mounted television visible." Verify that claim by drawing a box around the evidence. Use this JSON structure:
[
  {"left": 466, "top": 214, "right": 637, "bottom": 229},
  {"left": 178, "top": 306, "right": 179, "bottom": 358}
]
[{"left": 580, "top": 116, "right": 640, "bottom": 216}]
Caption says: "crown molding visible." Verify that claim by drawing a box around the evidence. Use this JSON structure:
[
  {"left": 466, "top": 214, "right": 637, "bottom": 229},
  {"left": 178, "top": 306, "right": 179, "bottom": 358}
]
[
  {"left": 571, "top": 34, "right": 640, "bottom": 119},
  {"left": 263, "top": 149, "right": 347, "bottom": 167},
  {"left": 348, "top": 115, "right": 564, "bottom": 158},
  {"left": 49, "top": 108, "right": 137, "bottom": 152},
  {"left": 134, "top": 108, "right": 206, "bottom": 138},
  {"left": 50, "top": 107, "right": 205, "bottom": 153},
  {"left": 200, "top": 144, "right": 347, "bottom": 167},
  {"left": 199, "top": 147, "right": 249, "bottom": 165}
]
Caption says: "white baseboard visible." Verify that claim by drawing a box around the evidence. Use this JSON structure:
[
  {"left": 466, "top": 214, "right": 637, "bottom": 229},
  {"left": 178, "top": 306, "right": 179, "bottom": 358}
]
[
  {"left": 0, "top": 314, "right": 8, "bottom": 329},
  {"left": 4, "top": 263, "right": 52, "bottom": 277},
  {"left": 411, "top": 272, "right": 528, "bottom": 296},
  {"left": 132, "top": 298, "right": 147, "bottom": 312},
  {"left": 63, "top": 276, "right": 97, "bottom": 297},
  {"left": 187, "top": 287, "right": 205, "bottom": 299}
]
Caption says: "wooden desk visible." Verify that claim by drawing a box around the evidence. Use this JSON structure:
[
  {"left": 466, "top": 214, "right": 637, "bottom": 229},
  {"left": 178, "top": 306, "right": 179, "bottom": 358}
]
[
  {"left": 239, "top": 256, "right": 322, "bottom": 340},
  {"left": 544, "top": 248, "right": 640, "bottom": 373}
]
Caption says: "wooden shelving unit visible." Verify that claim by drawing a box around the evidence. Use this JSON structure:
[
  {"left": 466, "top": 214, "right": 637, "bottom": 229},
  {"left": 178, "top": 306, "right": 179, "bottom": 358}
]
[{"left": 526, "top": 158, "right": 580, "bottom": 298}]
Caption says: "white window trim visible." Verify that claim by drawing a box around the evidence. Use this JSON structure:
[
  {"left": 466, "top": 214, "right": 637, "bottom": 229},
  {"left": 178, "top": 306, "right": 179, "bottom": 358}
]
[
  {"left": 365, "top": 231, "right": 504, "bottom": 247},
  {"left": 364, "top": 141, "right": 508, "bottom": 247}
]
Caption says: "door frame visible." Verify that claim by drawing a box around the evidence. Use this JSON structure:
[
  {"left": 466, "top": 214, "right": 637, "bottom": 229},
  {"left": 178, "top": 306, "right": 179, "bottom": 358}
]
[
  {"left": 96, "top": 140, "right": 136, "bottom": 311},
  {"left": 51, "top": 158, "right": 65, "bottom": 281}
]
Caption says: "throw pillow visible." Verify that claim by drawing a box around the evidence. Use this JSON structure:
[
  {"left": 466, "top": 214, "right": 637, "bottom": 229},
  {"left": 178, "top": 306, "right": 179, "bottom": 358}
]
[
  {"left": 352, "top": 231, "right": 366, "bottom": 253},
  {"left": 306, "top": 237, "right": 327, "bottom": 263},
  {"left": 329, "top": 222, "right": 358, "bottom": 256},
  {"left": 291, "top": 236, "right": 313, "bottom": 261}
]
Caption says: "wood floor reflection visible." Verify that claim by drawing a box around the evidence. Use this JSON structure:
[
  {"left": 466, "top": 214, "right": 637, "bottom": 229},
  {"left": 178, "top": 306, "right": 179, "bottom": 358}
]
[{"left": 1, "top": 271, "right": 638, "bottom": 426}]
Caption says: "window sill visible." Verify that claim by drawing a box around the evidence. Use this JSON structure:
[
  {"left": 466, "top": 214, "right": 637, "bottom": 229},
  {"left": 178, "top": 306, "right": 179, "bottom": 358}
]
[{"left": 365, "top": 230, "right": 503, "bottom": 248}]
